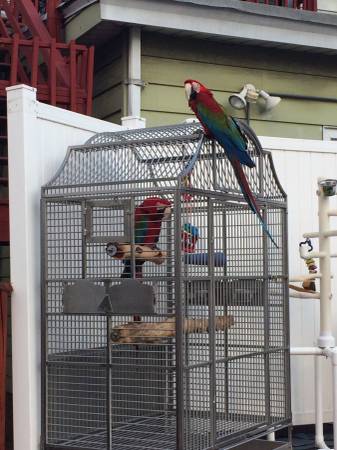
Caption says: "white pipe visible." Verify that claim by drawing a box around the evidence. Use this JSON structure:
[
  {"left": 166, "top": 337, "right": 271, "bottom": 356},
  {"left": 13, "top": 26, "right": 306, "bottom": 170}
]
[
  {"left": 289, "top": 273, "right": 324, "bottom": 282},
  {"left": 317, "top": 183, "right": 335, "bottom": 348},
  {"left": 303, "top": 231, "right": 320, "bottom": 238},
  {"left": 323, "top": 229, "right": 337, "bottom": 238},
  {"left": 299, "top": 246, "right": 326, "bottom": 259},
  {"left": 290, "top": 347, "right": 325, "bottom": 356},
  {"left": 289, "top": 290, "right": 320, "bottom": 299},
  {"left": 328, "top": 349, "right": 337, "bottom": 450},
  {"left": 127, "top": 26, "right": 141, "bottom": 117},
  {"left": 328, "top": 209, "right": 337, "bottom": 216},
  {"left": 315, "top": 356, "right": 331, "bottom": 449}
]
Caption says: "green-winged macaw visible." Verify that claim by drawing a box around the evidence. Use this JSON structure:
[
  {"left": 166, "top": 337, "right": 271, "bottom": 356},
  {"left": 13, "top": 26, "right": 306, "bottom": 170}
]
[
  {"left": 121, "top": 197, "right": 172, "bottom": 278},
  {"left": 184, "top": 79, "right": 278, "bottom": 248}
]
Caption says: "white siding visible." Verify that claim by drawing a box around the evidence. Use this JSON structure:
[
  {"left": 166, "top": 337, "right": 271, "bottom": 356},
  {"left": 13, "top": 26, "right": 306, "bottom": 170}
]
[{"left": 260, "top": 136, "right": 337, "bottom": 425}]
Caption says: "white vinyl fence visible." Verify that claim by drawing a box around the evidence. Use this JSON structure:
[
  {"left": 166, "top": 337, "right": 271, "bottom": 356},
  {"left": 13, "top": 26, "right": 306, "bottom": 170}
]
[
  {"left": 7, "top": 85, "right": 337, "bottom": 450},
  {"left": 261, "top": 135, "right": 337, "bottom": 425},
  {"left": 7, "top": 85, "right": 123, "bottom": 450}
]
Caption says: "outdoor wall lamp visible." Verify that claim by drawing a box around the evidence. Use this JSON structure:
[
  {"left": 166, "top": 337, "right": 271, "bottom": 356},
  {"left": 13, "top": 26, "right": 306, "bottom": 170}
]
[{"left": 229, "top": 84, "right": 281, "bottom": 112}]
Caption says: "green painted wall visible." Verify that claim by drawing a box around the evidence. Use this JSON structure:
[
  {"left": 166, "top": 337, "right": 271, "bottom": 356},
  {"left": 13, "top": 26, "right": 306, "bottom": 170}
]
[
  {"left": 92, "top": 32, "right": 127, "bottom": 124},
  {"left": 91, "top": 30, "right": 337, "bottom": 139},
  {"left": 140, "top": 32, "right": 337, "bottom": 139},
  {"left": 65, "top": 3, "right": 101, "bottom": 43}
]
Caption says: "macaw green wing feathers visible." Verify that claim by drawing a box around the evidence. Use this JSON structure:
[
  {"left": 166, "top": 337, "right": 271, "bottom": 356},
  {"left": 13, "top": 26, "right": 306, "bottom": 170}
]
[
  {"left": 232, "top": 118, "right": 263, "bottom": 156},
  {"left": 195, "top": 99, "right": 255, "bottom": 168}
]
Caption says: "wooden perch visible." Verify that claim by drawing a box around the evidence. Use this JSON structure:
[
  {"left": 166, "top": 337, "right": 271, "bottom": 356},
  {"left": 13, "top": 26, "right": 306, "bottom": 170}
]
[
  {"left": 289, "top": 283, "right": 320, "bottom": 299},
  {"left": 289, "top": 284, "right": 317, "bottom": 294},
  {"left": 110, "top": 316, "right": 234, "bottom": 344}
]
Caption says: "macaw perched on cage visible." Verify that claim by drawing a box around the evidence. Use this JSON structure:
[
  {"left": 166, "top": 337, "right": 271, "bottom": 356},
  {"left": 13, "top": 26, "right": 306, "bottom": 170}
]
[
  {"left": 184, "top": 79, "right": 278, "bottom": 248},
  {"left": 121, "top": 197, "right": 172, "bottom": 278}
]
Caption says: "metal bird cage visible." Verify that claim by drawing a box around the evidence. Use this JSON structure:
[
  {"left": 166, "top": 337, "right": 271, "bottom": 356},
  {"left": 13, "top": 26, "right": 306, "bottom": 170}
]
[{"left": 41, "top": 123, "right": 291, "bottom": 450}]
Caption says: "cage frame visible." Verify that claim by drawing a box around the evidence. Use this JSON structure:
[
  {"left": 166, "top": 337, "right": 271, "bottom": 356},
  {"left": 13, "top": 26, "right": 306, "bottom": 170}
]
[{"left": 41, "top": 122, "right": 291, "bottom": 450}]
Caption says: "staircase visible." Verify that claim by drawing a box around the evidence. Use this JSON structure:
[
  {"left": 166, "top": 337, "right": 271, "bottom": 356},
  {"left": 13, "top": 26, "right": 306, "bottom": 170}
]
[
  {"left": 0, "top": 0, "right": 94, "bottom": 245},
  {"left": 0, "top": 2, "right": 94, "bottom": 449}
]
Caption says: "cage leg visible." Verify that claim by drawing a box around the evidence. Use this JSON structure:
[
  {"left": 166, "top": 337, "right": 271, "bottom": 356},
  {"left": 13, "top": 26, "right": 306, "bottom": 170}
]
[{"left": 266, "top": 432, "right": 275, "bottom": 441}]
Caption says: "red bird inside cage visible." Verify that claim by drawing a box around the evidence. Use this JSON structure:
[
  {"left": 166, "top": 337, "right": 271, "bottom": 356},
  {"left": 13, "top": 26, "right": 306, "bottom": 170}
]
[{"left": 120, "top": 197, "right": 172, "bottom": 278}]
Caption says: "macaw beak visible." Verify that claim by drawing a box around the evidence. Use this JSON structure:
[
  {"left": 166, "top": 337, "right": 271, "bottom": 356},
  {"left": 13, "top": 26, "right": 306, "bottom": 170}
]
[
  {"left": 163, "top": 206, "right": 171, "bottom": 221},
  {"left": 156, "top": 205, "right": 172, "bottom": 220},
  {"left": 185, "top": 83, "right": 192, "bottom": 101}
]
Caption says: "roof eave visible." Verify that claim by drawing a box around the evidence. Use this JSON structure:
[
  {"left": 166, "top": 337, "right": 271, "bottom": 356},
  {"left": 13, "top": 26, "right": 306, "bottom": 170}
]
[{"left": 62, "top": 0, "right": 337, "bottom": 53}]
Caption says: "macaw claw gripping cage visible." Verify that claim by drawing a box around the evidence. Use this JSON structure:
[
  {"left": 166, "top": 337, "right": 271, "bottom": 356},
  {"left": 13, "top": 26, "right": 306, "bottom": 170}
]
[{"left": 41, "top": 123, "right": 291, "bottom": 450}]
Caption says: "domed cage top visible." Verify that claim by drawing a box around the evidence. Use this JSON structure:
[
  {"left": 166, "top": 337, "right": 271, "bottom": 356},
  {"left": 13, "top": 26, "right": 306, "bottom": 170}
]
[
  {"left": 41, "top": 123, "right": 290, "bottom": 450},
  {"left": 44, "top": 123, "right": 285, "bottom": 202}
]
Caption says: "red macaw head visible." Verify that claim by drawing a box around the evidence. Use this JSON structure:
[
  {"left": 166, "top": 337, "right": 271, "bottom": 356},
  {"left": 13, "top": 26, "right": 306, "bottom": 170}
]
[
  {"left": 184, "top": 79, "right": 212, "bottom": 102},
  {"left": 138, "top": 197, "right": 171, "bottom": 221}
]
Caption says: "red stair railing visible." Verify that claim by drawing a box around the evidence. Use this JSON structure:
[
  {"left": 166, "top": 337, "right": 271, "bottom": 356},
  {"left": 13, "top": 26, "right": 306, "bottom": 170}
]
[
  {"left": 242, "top": 0, "right": 317, "bottom": 11},
  {"left": 0, "top": 282, "right": 12, "bottom": 450},
  {"left": 1, "top": 36, "right": 94, "bottom": 114},
  {"left": 0, "top": 2, "right": 95, "bottom": 448}
]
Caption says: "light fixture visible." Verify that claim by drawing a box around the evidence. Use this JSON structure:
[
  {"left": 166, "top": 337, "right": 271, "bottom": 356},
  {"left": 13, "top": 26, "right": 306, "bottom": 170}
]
[
  {"left": 229, "top": 84, "right": 281, "bottom": 112},
  {"left": 259, "top": 90, "right": 281, "bottom": 112},
  {"left": 229, "top": 85, "right": 248, "bottom": 110}
]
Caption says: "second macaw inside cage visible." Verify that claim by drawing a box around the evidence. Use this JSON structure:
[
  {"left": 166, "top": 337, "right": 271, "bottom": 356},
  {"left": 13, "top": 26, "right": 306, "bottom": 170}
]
[{"left": 41, "top": 123, "right": 290, "bottom": 450}]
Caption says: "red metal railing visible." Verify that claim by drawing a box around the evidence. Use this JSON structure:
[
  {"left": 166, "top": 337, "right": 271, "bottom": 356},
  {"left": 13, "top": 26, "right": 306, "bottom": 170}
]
[
  {"left": 0, "top": 0, "right": 62, "bottom": 41},
  {"left": 0, "top": 282, "right": 12, "bottom": 450},
  {"left": 0, "top": 36, "right": 94, "bottom": 114},
  {"left": 0, "top": 1, "right": 95, "bottom": 447},
  {"left": 242, "top": 0, "right": 317, "bottom": 11}
]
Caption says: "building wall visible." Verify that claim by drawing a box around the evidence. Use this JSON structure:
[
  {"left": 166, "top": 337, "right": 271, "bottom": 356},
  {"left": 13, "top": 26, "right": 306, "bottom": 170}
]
[
  {"left": 140, "top": 32, "right": 337, "bottom": 139},
  {"left": 92, "top": 31, "right": 127, "bottom": 124}
]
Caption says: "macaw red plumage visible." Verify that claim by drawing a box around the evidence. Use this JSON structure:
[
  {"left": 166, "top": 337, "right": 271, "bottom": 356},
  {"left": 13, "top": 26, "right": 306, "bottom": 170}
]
[
  {"left": 184, "top": 79, "right": 278, "bottom": 247},
  {"left": 121, "top": 197, "right": 171, "bottom": 278},
  {"left": 135, "top": 197, "right": 171, "bottom": 246}
]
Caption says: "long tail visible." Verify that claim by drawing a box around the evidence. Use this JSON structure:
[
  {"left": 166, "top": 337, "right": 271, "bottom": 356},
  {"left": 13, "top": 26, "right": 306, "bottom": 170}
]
[{"left": 230, "top": 157, "right": 278, "bottom": 248}]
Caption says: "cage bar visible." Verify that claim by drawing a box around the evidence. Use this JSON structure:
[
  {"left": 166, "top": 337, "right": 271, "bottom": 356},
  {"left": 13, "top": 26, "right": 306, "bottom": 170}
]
[{"left": 41, "top": 123, "right": 290, "bottom": 450}]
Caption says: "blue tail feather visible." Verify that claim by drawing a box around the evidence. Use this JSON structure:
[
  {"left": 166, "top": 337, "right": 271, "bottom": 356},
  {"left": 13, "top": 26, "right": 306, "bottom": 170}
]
[
  {"left": 231, "top": 157, "right": 279, "bottom": 248},
  {"left": 256, "top": 213, "right": 279, "bottom": 248}
]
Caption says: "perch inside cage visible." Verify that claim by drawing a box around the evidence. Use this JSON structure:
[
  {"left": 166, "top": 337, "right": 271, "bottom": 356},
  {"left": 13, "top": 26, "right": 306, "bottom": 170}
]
[{"left": 41, "top": 123, "right": 290, "bottom": 450}]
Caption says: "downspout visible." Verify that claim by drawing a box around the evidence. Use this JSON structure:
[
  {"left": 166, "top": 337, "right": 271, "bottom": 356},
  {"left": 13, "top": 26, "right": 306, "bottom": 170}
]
[{"left": 121, "top": 26, "right": 146, "bottom": 129}]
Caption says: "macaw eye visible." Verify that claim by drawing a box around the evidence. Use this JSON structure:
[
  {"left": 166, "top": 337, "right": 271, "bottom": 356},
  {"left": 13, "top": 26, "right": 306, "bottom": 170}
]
[{"left": 192, "top": 82, "right": 200, "bottom": 93}]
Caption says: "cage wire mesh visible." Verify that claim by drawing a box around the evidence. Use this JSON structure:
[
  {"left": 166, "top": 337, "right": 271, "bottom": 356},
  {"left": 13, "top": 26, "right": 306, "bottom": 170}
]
[{"left": 41, "top": 123, "right": 291, "bottom": 450}]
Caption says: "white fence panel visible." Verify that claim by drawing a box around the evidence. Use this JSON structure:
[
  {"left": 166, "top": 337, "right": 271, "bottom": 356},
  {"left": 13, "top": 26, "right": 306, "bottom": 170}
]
[
  {"left": 7, "top": 85, "right": 123, "bottom": 450},
  {"left": 8, "top": 88, "right": 337, "bottom": 450},
  {"left": 261, "top": 136, "right": 337, "bottom": 425}
]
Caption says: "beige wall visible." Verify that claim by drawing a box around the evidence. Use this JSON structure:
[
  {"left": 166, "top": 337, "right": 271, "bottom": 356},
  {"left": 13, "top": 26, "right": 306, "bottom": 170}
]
[
  {"left": 92, "top": 32, "right": 128, "bottom": 124},
  {"left": 92, "top": 31, "right": 337, "bottom": 140},
  {"left": 140, "top": 33, "right": 337, "bottom": 139},
  {"left": 142, "top": 34, "right": 337, "bottom": 139}
]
